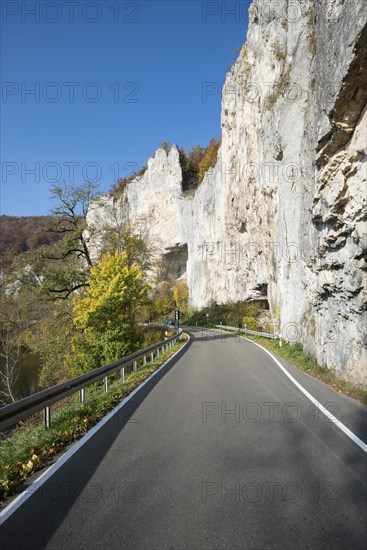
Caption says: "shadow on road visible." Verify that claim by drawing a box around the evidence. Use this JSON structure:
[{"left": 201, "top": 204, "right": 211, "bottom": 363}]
[{"left": 1, "top": 337, "right": 192, "bottom": 548}]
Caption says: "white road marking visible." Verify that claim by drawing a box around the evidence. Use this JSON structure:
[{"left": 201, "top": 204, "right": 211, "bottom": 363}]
[
  {"left": 242, "top": 335, "right": 367, "bottom": 454},
  {"left": 0, "top": 336, "right": 190, "bottom": 525}
]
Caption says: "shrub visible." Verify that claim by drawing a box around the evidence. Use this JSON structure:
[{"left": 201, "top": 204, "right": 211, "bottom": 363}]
[
  {"left": 179, "top": 137, "right": 221, "bottom": 192},
  {"left": 110, "top": 164, "right": 147, "bottom": 196}
]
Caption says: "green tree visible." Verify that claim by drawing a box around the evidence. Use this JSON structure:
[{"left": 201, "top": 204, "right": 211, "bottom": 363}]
[{"left": 33, "top": 301, "right": 73, "bottom": 388}]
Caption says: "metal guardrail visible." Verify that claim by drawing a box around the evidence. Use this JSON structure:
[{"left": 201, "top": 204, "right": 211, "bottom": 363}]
[
  {"left": 139, "top": 323, "right": 175, "bottom": 328},
  {"left": 215, "top": 325, "right": 280, "bottom": 340},
  {"left": 0, "top": 332, "right": 181, "bottom": 431}
]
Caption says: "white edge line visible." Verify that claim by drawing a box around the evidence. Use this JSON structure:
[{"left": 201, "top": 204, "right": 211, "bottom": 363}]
[
  {"left": 238, "top": 334, "right": 367, "bottom": 454},
  {"left": 0, "top": 335, "right": 190, "bottom": 525}
]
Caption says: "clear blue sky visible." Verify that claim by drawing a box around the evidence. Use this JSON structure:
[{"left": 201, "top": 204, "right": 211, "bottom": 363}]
[{"left": 1, "top": 1, "right": 251, "bottom": 215}]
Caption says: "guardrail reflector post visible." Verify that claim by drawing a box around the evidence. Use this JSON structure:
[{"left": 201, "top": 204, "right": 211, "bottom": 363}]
[
  {"left": 104, "top": 376, "right": 108, "bottom": 392},
  {"left": 133, "top": 360, "right": 137, "bottom": 373},
  {"left": 80, "top": 388, "right": 85, "bottom": 403},
  {"left": 44, "top": 406, "right": 51, "bottom": 429},
  {"left": 279, "top": 334, "right": 282, "bottom": 347},
  {"left": 121, "top": 367, "right": 125, "bottom": 383}
]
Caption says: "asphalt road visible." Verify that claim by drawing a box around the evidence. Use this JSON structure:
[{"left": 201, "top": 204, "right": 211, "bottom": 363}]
[{"left": 1, "top": 328, "right": 366, "bottom": 549}]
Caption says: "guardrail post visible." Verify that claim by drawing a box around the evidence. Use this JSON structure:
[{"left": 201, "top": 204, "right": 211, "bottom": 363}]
[
  {"left": 44, "top": 406, "right": 51, "bottom": 429},
  {"left": 150, "top": 352, "right": 154, "bottom": 362},
  {"left": 279, "top": 333, "right": 282, "bottom": 348},
  {"left": 1, "top": 334, "right": 186, "bottom": 431},
  {"left": 133, "top": 360, "right": 137, "bottom": 373},
  {"left": 80, "top": 388, "right": 85, "bottom": 403}
]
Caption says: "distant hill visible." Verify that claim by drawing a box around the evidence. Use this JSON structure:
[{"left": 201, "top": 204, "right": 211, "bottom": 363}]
[{"left": 0, "top": 215, "right": 62, "bottom": 268}]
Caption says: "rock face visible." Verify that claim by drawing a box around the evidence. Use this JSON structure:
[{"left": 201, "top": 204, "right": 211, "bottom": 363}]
[{"left": 87, "top": 0, "right": 367, "bottom": 387}]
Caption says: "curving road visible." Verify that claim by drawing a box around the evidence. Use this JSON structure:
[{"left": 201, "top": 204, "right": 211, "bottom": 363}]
[{"left": 1, "top": 328, "right": 366, "bottom": 549}]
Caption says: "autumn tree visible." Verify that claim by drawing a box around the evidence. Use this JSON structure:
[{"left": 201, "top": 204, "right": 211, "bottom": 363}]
[
  {"left": 70, "top": 251, "right": 150, "bottom": 375},
  {"left": 242, "top": 302, "right": 262, "bottom": 330},
  {"left": 110, "top": 164, "right": 147, "bottom": 196},
  {"left": 172, "top": 281, "right": 189, "bottom": 317},
  {"left": 179, "top": 146, "right": 206, "bottom": 191},
  {"left": 0, "top": 215, "right": 63, "bottom": 269},
  {"left": 179, "top": 137, "right": 221, "bottom": 191},
  {"left": 198, "top": 137, "right": 221, "bottom": 183},
  {"left": 148, "top": 282, "right": 175, "bottom": 320}
]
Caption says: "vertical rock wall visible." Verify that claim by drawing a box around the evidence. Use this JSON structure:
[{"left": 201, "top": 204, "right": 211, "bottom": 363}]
[{"left": 87, "top": 0, "right": 367, "bottom": 386}]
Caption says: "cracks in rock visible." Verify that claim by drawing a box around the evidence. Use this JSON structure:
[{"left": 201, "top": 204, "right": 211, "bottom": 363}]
[
  {"left": 316, "top": 22, "right": 367, "bottom": 167},
  {"left": 283, "top": 211, "right": 289, "bottom": 250}
]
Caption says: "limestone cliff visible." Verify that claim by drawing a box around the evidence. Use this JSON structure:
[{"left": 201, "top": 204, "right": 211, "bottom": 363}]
[{"left": 87, "top": 0, "right": 367, "bottom": 386}]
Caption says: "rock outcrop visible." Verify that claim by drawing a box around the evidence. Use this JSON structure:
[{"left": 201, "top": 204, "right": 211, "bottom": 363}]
[{"left": 87, "top": 0, "right": 367, "bottom": 386}]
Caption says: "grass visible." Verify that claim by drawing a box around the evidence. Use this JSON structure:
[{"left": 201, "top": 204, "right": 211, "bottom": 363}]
[
  {"left": 0, "top": 336, "right": 187, "bottom": 504},
  {"left": 219, "top": 329, "right": 367, "bottom": 407}
]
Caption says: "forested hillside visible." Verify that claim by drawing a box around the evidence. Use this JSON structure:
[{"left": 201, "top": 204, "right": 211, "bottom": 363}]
[{"left": 0, "top": 216, "right": 62, "bottom": 268}]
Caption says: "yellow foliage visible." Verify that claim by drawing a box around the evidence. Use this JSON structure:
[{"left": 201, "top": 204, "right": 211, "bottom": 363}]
[
  {"left": 198, "top": 137, "right": 221, "bottom": 183},
  {"left": 172, "top": 281, "right": 189, "bottom": 316},
  {"left": 70, "top": 251, "right": 150, "bottom": 374},
  {"left": 73, "top": 251, "right": 148, "bottom": 330}
]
